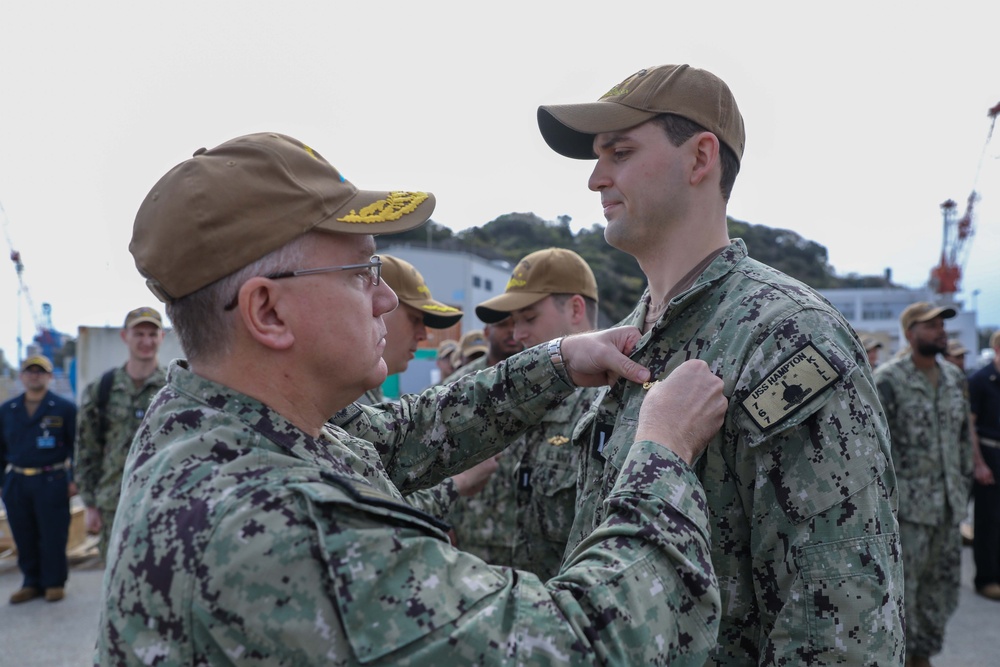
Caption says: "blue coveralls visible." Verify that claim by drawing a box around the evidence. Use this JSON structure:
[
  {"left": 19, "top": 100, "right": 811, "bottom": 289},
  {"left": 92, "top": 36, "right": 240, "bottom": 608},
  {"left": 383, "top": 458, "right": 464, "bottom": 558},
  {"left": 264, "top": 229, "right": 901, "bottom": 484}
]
[{"left": 0, "top": 390, "right": 77, "bottom": 590}]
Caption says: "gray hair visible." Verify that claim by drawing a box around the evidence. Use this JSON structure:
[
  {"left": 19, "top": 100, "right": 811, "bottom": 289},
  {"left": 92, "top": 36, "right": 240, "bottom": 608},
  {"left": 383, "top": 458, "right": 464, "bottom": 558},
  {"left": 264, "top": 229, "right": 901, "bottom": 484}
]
[{"left": 166, "top": 234, "right": 310, "bottom": 362}]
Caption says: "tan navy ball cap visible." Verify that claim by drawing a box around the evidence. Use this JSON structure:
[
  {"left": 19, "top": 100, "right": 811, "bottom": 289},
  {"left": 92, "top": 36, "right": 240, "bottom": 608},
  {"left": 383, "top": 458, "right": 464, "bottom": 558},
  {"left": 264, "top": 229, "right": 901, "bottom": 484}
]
[
  {"left": 476, "top": 248, "right": 598, "bottom": 324},
  {"left": 130, "top": 132, "right": 436, "bottom": 303},
  {"left": 21, "top": 355, "right": 53, "bottom": 373},
  {"left": 946, "top": 339, "right": 969, "bottom": 356},
  {"left": 900, "top": 301, "right": 957, "bottom": 331},
  {"left": 860, "top": 335, "right": 883, "bottom": 352},
  {"left": 436, "top": 338, "right": 459, "bottom": 360},
  {"left": 538, "top": 64, "right": 745, "bottom": 163},
  {"left": 454, "top": 329, "right": 488, "bottom": 365},
  {"left": 124, "top": 306, "right": 163, "bottom": 329},
  {"left": 380, "top": 255, "right": 463, "bottom": 329}
]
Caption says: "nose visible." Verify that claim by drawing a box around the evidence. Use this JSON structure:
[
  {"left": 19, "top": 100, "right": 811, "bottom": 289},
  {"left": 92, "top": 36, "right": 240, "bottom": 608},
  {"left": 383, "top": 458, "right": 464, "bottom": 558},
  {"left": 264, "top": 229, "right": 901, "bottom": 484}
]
[
  {"left": 375, "top": 282, "right": 399, "bottom": 317},
  {"left": 415, "top": 321, "right": 428, "bottom": 342},
  {"left": 588, "top": 159, "right": 610, "bottom": 192}
]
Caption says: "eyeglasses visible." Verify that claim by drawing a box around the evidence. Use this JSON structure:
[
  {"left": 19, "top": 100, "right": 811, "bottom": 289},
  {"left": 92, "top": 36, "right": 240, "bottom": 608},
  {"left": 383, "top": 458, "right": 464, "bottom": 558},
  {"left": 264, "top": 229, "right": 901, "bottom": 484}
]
[{"left": 223, "top": 255, "right": 382, "bottom": 311}]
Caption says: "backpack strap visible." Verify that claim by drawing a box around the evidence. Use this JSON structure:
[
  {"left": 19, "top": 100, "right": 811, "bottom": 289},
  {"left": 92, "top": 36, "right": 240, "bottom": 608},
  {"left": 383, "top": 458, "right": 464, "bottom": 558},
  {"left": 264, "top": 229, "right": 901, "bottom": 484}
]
[{"left": 96, "top": 369, "right": 116, "bottom": 446}]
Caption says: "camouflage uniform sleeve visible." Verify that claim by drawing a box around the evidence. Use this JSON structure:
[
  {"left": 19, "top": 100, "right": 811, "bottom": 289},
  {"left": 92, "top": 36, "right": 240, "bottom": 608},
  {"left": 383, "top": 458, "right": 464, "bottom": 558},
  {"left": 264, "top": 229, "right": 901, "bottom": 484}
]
[
  {"left": 726, "top": 317, "right": 904, "bottom": 665},
  {"left": 333, "top": 342, "right": 574, "bottom": 495},
  {"left": 175, "top": 442, "right": 717, "bottom": 666},
  {"left": 402, "top": 477, "right": 458, "bottom": 520},
  {"left": 74, "top": 379, "right": 103, "bottom": 508}
]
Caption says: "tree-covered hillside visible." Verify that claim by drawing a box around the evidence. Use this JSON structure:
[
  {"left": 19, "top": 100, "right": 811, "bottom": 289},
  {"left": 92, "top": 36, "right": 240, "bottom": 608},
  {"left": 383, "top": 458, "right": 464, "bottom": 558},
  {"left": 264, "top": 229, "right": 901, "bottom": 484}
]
[{"left": 379, "top": 213, "right": 892, "bottom": 324}]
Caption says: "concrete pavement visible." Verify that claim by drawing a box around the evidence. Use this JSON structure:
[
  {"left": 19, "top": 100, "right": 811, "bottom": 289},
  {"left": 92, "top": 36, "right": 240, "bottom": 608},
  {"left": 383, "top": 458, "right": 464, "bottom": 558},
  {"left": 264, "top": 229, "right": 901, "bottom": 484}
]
[{"left": 0, "top": 540, "right": 997, "bottom": 666}]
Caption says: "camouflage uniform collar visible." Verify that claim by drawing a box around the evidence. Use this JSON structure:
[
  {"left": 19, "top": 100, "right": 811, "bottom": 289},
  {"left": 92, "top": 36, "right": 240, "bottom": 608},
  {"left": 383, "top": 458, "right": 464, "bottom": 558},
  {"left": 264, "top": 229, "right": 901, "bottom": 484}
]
[
  {"left": 165, "top": 360, "right": 336, "bottom": 466},
  {"left": 116, "top": 363, "right": 168, "bottom": 391},
  {"left": 628, "top": 239, "right": 748, "bottom": 333}
]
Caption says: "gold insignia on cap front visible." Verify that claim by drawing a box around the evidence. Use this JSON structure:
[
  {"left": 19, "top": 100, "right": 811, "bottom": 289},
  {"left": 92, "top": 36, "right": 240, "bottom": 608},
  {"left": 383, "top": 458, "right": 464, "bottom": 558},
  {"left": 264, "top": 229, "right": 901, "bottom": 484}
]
[
  {"left": 423, "top": 304, "right": 461, "bottom": 313},
  {"left": 337, "top": 192, "right": 429, "bottom": 224},
  {"left": 506, "top": 260, "right": 532, "bottom": 290}
]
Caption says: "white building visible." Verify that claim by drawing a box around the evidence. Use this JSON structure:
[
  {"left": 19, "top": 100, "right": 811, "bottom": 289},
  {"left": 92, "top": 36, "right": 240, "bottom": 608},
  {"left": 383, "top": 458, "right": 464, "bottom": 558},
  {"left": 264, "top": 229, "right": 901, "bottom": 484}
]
[
  {"left": 379, "top": 244, "right": 514, "bottom": 333},
  {"left": 375, "top": 245, "right": 515, "bottom": 396},
  {"left": 819, "top": 286, "right": 978, "bottom": 362}
]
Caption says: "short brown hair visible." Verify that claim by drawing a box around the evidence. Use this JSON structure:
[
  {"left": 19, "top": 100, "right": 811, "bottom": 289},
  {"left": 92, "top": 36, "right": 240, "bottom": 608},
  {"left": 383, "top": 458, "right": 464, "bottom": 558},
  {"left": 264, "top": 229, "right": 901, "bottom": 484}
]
[{"left": 652, "top": 113, "right": 739, "bottom": 200}]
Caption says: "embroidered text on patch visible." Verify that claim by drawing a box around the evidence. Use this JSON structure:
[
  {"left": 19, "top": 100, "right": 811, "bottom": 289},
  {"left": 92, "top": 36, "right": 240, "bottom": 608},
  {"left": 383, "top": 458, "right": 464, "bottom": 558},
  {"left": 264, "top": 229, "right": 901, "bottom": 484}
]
[
  {"left": 336, "top": 191, "right": 428, "bottom": 224},
  {"left": 740, "top": 343, "right": 840, "bottom": 431}
]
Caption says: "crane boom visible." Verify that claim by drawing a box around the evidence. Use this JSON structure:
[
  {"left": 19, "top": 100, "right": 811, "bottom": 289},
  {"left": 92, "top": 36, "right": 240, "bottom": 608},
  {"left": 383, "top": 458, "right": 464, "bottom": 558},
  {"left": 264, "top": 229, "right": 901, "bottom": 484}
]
[{"left": 929, "top": 101, "right": 999, "bottom": 297}]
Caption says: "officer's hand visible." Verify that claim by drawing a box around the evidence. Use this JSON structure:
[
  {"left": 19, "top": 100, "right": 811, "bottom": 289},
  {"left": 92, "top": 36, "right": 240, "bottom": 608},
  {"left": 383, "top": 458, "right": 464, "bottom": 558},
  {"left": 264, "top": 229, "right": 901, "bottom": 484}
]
[
  {"left": 85, "top": 506, "right": 103, "bottom": 534},
  {"left": 560, "top": 326, "right": 650, "bottom": 387},
  {"left": 974, "top": 458, "right": 995, "bottom": 486},
  {"left": 68, "top": 481, "right": 78, "bottom": 497},
  {"left": 635, "top": 360, "right": 727, "bottom": 465},
  {"left": 452, "top": 455, "right": 500, "bottom": 497}
]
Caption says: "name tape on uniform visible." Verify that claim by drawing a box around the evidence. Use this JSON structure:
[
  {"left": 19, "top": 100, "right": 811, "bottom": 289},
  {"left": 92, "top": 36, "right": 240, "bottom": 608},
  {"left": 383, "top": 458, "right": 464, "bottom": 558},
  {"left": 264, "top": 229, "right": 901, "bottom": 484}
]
[{"left": 740, "top": 343, "right": 840, "bottom": 432}]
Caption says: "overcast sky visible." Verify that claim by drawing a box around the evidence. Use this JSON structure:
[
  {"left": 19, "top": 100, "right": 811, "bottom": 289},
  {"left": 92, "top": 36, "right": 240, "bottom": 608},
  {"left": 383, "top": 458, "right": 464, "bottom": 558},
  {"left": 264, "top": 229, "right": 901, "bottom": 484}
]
[{"left": 1, "top": 1, "right": 998, "bottom": 366}]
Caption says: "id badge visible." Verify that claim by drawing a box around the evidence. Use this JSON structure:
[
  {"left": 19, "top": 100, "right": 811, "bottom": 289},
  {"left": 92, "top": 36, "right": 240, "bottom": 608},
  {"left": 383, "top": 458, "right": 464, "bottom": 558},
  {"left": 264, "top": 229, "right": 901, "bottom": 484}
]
[
  {"left": 591, "top": 423, "right": 614, "bottom": 461},
  {"left": 36, "top": 435, "right": 56, "bottom": 449}
]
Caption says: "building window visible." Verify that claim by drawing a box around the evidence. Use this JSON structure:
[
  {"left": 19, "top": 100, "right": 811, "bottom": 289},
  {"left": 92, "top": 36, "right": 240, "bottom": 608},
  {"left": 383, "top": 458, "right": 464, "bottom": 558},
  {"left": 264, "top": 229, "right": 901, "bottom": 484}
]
[
  {"left": 472, "top": 276, "right": 482, "bottom": 288},
  {"left": 485, "top": 279, "right": 493, "bottom": 291},
  {"left": 861, "top": 303, "right": 894, "bottom": 320}
]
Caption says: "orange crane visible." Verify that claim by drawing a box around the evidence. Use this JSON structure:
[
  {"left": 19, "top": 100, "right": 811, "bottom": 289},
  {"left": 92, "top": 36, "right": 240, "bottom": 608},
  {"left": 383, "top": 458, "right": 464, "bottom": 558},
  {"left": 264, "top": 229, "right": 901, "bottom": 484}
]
[{"left": 929, "top": 101, "right": 1000, "bottom": 297}]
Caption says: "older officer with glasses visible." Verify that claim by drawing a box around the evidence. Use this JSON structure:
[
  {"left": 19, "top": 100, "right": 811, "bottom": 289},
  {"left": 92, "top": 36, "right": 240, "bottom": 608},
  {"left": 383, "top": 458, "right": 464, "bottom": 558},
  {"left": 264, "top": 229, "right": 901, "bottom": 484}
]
[{"left": 97, "top": 131, "right": 728, "bottom": 666}]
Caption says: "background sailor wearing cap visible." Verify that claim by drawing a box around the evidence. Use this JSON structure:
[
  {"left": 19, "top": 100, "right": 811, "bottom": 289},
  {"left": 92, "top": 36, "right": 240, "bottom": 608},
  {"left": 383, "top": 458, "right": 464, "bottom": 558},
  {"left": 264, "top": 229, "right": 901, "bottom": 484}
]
[
  {"left": 434, "top": 339, "right": 459, "bottom": 381},
  {"left": 862, "top": 334, "right": 884, "bottom": 369},
  {"left": 74, "top": 306, "right": 167, "bottom": 563},
  {"left": 353, "top": 255, "right": 498, "bottom": 521},
  {"left": 444, "top": 329, "right": 489, "bottom": 379},
  {"left": 443, "top": 321, "right": 522, "bottom": 384},
  {"left": 443, "top": 248, "right": 601, "bottom": 579},
  {"left": 98, "top": 131, "right": 731, "bottom": 665},
  {"left": 537, "top": 64, "right": 903, "bottom": 665},
  {"left": 874, "top": 302, "right": 973, "bottom": 666},
  {"left": 1, "top": 355, "right": 77, "bottom": 603},
  {"left": 969, "top": 330, "right": 1000, "bottom": 602},
  {"left": 943, "top": 338, "right": 970, "bottom": 371},
  {"left": 356, "top": 255, "right": 462, "bottom": 404}
]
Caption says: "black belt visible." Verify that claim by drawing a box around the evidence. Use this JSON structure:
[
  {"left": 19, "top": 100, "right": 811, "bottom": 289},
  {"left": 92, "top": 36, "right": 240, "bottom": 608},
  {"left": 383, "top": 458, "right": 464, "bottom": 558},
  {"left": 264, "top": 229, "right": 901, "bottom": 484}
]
[{"left": 5, "top": 458, "right": 71, "bottom": 476}]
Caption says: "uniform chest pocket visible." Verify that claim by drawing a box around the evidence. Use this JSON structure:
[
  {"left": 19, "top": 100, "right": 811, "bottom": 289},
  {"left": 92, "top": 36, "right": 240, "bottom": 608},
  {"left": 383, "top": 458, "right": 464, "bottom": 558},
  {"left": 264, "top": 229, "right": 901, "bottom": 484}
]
[{"left": 303, "top": 484, "right": 509, "bottom": 663}]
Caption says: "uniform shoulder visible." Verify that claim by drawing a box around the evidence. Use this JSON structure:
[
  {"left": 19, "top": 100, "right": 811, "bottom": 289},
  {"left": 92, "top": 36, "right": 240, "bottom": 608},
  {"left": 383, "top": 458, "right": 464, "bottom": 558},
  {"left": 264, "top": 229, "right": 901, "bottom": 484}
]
[
  {"left": 873, "top": 355, "right": 906, "bottom": 379},
  {"left": 736, "top": 257, "right": 840, "bottom": 310},
  {"left": 940, "top": 359, "right": 969, "bottom": 384}
]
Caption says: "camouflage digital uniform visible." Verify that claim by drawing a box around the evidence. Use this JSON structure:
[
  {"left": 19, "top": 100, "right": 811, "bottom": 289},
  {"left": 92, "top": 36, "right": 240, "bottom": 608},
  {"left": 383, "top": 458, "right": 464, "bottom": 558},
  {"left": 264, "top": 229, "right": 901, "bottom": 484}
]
[
  {"left": 874, "top": 355, "right": 973, "bottom": 660},
  {"left": 443, "top": 354, "right": 488, "bottom": 384},
  {"left": 353, "top": 387, "right": 458, "bottom": 521},
  {"left": 75, "top": 364, "right": 166, "bottom": 557},
  {"left": 437, "top": 386, "right": 595, "bottom": 580},
  {"left": 566, "top": 240, "right": 905, "bottom": 666},
  {"left": 97, "top": 347, "right": 721, "bottom": 666}
]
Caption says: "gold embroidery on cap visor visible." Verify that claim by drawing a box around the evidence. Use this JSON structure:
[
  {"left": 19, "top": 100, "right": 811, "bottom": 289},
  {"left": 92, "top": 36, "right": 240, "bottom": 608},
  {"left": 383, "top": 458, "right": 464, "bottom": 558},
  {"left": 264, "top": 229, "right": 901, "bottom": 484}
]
[
  {"left": 422, "top": 304, "right": 461, "bottom": 313},
  {"left": 336, "top": 192, "right": 429, "bottom": 224}
]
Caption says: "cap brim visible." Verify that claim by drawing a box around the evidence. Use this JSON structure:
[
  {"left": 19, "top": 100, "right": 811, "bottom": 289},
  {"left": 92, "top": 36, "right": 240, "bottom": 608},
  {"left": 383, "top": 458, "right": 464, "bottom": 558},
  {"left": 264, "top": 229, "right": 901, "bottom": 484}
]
[
  {"left": 315, "top": 189, "right": 436, "bottom": 235},
  {"left": 919, "top": 306, "right": 958, "bottom": 322},
  {"left": 538, "top": 104, "right": 657, "bottom": 159},
  {"left": 421, "top": 309, "right": 463, "bottom": 329},
  {"left": 127, "top": 317, "right": 162, "bottom": 328},
  {"left": 398, "top": 296, "right": 462, "bottom": 329},
  {"left": 475, "top": 291, "right": 550, "bottom": 323}
]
